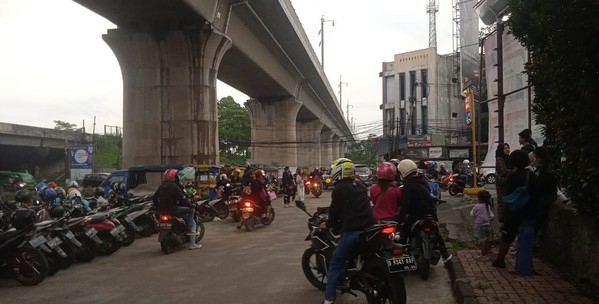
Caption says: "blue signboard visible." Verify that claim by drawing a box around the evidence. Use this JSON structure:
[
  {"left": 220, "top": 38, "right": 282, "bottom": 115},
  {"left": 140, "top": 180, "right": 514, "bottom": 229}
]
[{"left": 69, "top": 146, "right": 93, "bottom": 169}]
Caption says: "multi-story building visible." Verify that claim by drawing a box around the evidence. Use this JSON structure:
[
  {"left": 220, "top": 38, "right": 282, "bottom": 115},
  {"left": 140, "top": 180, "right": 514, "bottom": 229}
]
[{"left": 380, "top": 47, "right": 470, "bottom": 160}]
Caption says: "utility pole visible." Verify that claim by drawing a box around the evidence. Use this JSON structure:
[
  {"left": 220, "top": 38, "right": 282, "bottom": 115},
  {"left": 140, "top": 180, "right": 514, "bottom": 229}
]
[
  {"left": 319, "top": 15, "right": 334, "bottom": 69},
  {"left": 338, "top": 75, "right": 348, "bottom": 113}
]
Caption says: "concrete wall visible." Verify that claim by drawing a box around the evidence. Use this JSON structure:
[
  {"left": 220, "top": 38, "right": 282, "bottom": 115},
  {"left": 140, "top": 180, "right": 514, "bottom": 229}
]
[{"left": 538, "top": 203, "right": 599, "bottom": 293}]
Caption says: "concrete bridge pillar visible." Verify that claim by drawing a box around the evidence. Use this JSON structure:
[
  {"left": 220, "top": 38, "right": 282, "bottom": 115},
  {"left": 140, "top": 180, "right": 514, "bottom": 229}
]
[
  {"left": 338, "top": 140, "right": 345, "bottom": 159},
  {"left": 103, "top": 25, "right": 231, "bottom": 167},
  {"left": 296, "top": 120, "right": 324, "bottom": 169},
  {"left": 245, "top": 98, "right": 302, "bottom": 166},
  {"left": 331, "top": 135, "right": 341, "bottom": 160},
  {"left": 320, "top": 129, "right": 334, "bottom": 167}
]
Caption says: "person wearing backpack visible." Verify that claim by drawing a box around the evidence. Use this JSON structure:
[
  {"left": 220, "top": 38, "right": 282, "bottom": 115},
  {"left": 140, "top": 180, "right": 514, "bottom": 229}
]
[{"left": 492, "top": 149, "right": 539, "bottom": 268}]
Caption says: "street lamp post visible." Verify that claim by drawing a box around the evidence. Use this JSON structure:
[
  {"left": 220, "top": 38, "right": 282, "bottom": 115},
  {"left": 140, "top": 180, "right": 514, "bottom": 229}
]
[{"left": 319, "top": 15, "right": 334, "bottom": 68}]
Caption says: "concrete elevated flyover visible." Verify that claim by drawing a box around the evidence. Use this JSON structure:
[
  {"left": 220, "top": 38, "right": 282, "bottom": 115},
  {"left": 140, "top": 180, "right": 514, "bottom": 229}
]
[
  {"left": 73, "top": 0, "right": 353, "bottom": 168},
  {"left": 0, "top": 122, "right": 88, "bottom": 177}
]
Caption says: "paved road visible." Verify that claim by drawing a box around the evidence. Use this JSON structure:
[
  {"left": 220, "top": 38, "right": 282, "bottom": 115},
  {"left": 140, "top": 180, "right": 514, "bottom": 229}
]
[{"left": 0, "top": 192, "right": 456, "bottom": 304}]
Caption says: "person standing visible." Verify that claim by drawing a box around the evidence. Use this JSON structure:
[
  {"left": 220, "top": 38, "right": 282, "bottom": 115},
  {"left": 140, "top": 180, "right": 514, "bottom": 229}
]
[
  {"left": 518, "top": 130, "right": 535, "bottom": 153},
  {"left": 495, "top": 143, "right": 516, "bottom": 223},
  {"left": 320, "top": 158, "right": 376, "bottom": 304},
  {"left": 282, "top": 166, "right": 293, "bottom": 208},
  {"left": 470, "top": 190, "right": 495, "bottom": 261},
  {"left": 492, "top": 149, "right": 539, "bottom": 269},
  {"left": 295, "top": 168, "right": 305, "bottom": 206}
]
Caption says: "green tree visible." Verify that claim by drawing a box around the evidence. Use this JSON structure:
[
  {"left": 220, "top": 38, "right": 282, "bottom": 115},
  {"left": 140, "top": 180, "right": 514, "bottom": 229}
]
[
  {"left": 94, "top": 135, "right": 122, "bottom": 171},
  {"left": 218, "top": 96, "right": 251, "bottom": 165},
  {"left": 53, "top": 120, "right": 77, "bottom": 131},
  {"left": 347, "top": 134, "right": 380, "bottom": 168},
  {"left": 509, "top": 0, "right": 599, "bottom": 217}
]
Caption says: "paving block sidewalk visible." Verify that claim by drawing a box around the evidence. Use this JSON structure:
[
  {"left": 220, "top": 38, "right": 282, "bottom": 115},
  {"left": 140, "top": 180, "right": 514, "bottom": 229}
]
[{"left": 456, "top": 250, "right": 595, "bottom": 304}]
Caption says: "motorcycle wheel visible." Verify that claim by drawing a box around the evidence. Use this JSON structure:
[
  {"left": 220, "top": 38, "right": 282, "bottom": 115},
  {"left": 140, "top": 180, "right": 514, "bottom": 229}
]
[
  {"left": 312, "top": 191, "right": 321, "bottom": 198},
  {"left": 413, "top": 238, "right": 430, "bottom": 280},
  {"left": 245, "top": 218, "right": 256, "bottom": 232},
  {"left": 56, "top": 243, "right": 75, "bottom": 269},
  {"left": 11, "top": 246, "right": 48, "bottom": 286},
  {"left": 364, "top": 259, "right": 407, "bottom": 304},
  {"left": 75, "top": 236, "right": 98, "bottom": 262},
  {"left": 160, "top": 232, "right": 178, "bottom": 255},
  {"left": 120, "top": 225, "right": 136, "bottom": 247},
  {"left": 197, "top": 207, "right": 215, "bottom": 222},
  {"left": 45, "top": 253, "right": 59, "bottom": 277},
  {"left": 301, "top": 246, "right": 328, "bottom": 291},
  {"left": 135, "top": 216, "right": 156, "bottom": 238},
  {"left": 195, "top": 222, "right": 206, "bottom": 244},
  {"left": 215, "top": 203, "right": 229, "bottom": 220},
  {"left": 261, "top": 208, "right": 275, "bottom": 225},
  {"left": 97, "top": 231, "right": 119, "bottom": 256},
  {"left": 448, "top": 185, "right": 459, "bottom": 196}
]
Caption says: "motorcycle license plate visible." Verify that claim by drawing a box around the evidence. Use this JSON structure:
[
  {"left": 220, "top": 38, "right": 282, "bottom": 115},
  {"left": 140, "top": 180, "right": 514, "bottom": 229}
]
[
  {"left": 86, "top": 227, "right": 98, "bottom": 238},
  {"left": 64, "top": 230, "right": 75, "bottom": 239},
  {"left": 110, "top": 227, "right": 119, "bottom": 236},
  {"left": 386, "top": 256, "right": 417, "bottom": 273},
  {"left": 46, "top": 236, "right": 63, "bottom": 249},
  {"left": 158, "top": 222, "right": 171, "bottom": 230},
  {"left": 125, "top": 216, "right": 134, "bottom": 223},
  {"left": 116, "top": 225, "right": 126, "bottom": 233},
  {"left": 29, "top": 235, "right": 48, "bottom": 248}
]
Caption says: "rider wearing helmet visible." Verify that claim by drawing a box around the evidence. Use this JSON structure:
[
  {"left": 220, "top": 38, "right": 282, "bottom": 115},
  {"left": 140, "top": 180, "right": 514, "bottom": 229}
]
[
  {"left": 230, "top": 168, "right": 243, "bottom": 186},
  {"left": 425, "top": 160, "right": 439, "bottom": 180},
  {"left": 397, "top": 159, "right": 452, "bottom": 263},
  {"left": 153, "top": 169, "right": 202, "bottom": 250},
  {"left": 320, "top": 158, "right": 376, "bottom": 304},
  {"left": 388, "top": 158, "right": 403, "bottom": 185},
  {"left": 370, "top": 162, "right": 403, "bottom": 221},
  {"left": 250, "top": 169, "right": 271, "bottom": 215}
]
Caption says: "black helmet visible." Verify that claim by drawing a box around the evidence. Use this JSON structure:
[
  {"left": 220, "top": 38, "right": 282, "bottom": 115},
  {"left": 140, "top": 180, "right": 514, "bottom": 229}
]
[
  {"left": 70, "top": 204, "right": 86, "bottom": 217},
  {"left": 94, "top": 187, "right": 105, "bottom": 198},
  {"left": 389, "top": 159, "right": 401, "bottom": 167},
  {"left": 14, "top": 189, "right": 31, "bottom": 204},
  {"left": 11, "top": 208, "right": 35, "bottom": 229},
  {"left": 49, "top": 205, "right": 65, "bottom": 218}
]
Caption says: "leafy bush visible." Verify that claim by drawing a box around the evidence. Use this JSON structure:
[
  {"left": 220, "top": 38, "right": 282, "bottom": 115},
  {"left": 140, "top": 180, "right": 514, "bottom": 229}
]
[{"left": 509, "top": 0, "right": 599, "bottom": 217}]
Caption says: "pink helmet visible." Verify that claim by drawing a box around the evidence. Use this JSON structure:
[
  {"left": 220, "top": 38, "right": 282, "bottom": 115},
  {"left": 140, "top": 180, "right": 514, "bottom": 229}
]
[{"left": 376, "top": 162, "right": 397, "bottom": 181}]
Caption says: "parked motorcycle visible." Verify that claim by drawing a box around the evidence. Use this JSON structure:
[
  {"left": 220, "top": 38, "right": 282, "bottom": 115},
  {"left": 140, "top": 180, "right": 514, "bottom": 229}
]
[
  {"left": 236, "top": 197, "right": 275, "bottom": 232},
  {"left": 85, "top": 212, "right": 122, "bottom": 256},
  {"left": 407, "top": 214, "right": 441, "bottom": 280},
  {"left": 157, "top": 209, "right": 206, "bottom": 255},
  {"left": 296, "top": 203, "right": 412, "bottom": 303},
  {"left": 33, "top": 219, "right": 69, "bottom": 276},
  {"left": 0, "top": 208, "right": 49, "bottom": 285}
]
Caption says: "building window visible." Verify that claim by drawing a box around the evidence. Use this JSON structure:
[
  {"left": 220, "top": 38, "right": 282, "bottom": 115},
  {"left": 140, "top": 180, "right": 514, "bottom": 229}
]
[
  {"left": 409, "top": 71, "right": 416, "bottom": 98},
  {"left": 399, "top": 73, "right": 406, "bottom": 101},
  {"left": 422, "top": 106, "right": 428, "bottom": 134},
  {"left": 400, "top": 108, "right": 406, "bottom": 137},
  {"left": 421, "top": 69, "right": 428, "bottom": 98}
]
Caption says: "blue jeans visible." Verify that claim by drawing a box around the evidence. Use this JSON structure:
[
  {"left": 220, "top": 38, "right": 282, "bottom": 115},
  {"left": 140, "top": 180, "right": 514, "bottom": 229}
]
[
  {"left": 325, "top": 230, "right": 362, "bottom": 301},
  {"left": 174, "top": 206, "right": 196, "bottom": 245}
]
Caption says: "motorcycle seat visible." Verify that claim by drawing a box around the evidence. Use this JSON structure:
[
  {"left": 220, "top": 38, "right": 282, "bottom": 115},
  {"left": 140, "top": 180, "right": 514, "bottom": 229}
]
[
  {"left": 89, "top": 213, "right": 110, "bottom": 222},
  {"left": 127, "top": 203, "right": 146, "bottom": 213},
  {"left": 0, "top": 229, "right": 23, "bottom": 242},
  {"left": 66, "top": 217, "right": 86, "bottom": 225},
  {"left": 34, "top": 219, "right": 57, "bottom": 230}
]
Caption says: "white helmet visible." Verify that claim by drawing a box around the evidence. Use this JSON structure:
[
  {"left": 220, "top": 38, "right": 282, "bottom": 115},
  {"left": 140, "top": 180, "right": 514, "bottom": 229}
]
[
  {"left": 69, "top": 181, "right": 79, "bottom": 188},
  {"left": 398, "top": 159, "right": 418, "bottom": 178},
  {"left": 463, "top": 159, "right": 470, "bottom": 164},
  {"left": 219, "top": 173, "right": 227, "bottom": 180}
]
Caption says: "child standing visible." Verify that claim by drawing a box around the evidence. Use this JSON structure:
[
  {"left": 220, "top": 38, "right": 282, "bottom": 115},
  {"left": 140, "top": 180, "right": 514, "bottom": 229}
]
[{"left": 470, "top": 190, "right": 495, "bottom": 261}]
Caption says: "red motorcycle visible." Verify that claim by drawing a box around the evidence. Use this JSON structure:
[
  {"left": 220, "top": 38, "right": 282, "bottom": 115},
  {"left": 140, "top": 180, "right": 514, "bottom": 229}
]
[{"left": 84, "top": 213, "right": 122, "bottom": 256}]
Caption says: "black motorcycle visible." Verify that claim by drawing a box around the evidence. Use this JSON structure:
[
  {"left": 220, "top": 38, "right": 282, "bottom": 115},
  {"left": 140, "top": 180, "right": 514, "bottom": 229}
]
[
  {"left": 0, "top": 208, "right": 49, "bottom": 285},
  {"left": 297, "top": 203, "right": 413, "bottom": 304},
  {"left": 236, "top": 197, "right": 275, "bottom": 232},
  {"left": 407, "top": 215, "right": 441, "bottom": 280},
  {"left": 157, "top": 208, "right": 206, "bottom": 254}
]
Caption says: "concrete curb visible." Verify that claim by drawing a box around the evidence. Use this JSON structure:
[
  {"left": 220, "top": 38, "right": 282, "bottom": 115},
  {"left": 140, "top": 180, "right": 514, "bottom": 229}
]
[{"left": 446, "top": 252, "right": 479, "bottom": 304}]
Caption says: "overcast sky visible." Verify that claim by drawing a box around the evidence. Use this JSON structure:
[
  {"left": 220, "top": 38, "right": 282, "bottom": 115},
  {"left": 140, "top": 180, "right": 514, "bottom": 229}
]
[{"left": 0, "top": 0, "right": 455, "bottom": 134}]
